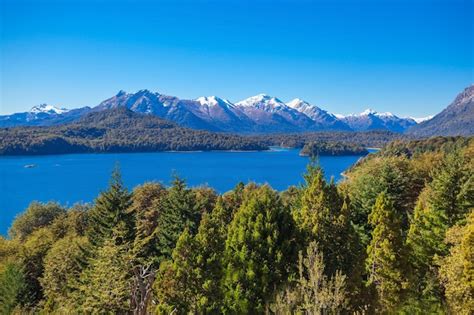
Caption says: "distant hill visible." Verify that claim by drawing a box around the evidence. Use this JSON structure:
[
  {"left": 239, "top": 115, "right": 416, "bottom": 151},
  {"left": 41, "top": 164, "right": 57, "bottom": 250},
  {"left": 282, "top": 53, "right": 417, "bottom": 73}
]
[
  {"left": 0, "top": 108, "right": 267, "bottom": 155},
  {"left": 407, "top": 85, "right": 474, "bottom": 137}
]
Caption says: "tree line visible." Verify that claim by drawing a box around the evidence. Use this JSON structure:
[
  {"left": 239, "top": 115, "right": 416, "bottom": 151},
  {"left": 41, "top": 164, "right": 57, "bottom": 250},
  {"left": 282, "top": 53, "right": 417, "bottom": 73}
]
[{"left": 0, "top": 136, "right": 472, "bottom": 314}]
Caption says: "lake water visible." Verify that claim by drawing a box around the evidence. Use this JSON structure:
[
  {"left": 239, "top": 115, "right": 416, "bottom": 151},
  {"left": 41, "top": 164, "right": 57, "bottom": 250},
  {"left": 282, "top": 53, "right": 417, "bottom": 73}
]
[{"left": 0, "top": 149, "right": 366, "bottom": 236}]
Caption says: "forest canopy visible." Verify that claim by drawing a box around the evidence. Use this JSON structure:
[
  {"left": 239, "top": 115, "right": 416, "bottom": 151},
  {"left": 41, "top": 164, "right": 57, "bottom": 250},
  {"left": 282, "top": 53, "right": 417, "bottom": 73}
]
[{"left": 0, "top": 136, "right": 472, "bottom": 314}]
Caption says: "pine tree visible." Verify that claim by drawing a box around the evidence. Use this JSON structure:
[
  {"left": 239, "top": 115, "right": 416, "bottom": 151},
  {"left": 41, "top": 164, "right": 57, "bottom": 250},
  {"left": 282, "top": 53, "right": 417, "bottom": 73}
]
[
  {"left": 366, "top": 192, "right": 408, "bottom": 312},
  {"left": 155, "top": 176, "right": 199, "bottom": 263},
  {"left": 87, "top": 166, "right": 132, "bottom": 247},
  {"left": 222, "top": 185, "right": 297, "bottom": 314}
]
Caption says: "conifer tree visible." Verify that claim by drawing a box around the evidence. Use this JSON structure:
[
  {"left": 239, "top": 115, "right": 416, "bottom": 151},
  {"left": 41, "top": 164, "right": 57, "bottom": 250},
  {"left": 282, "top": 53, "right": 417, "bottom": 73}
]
[
  {"left": 366, "top": 192, "right": 408, "bottom": 312},
  {"left": 155, "top": 176, "right": 198, "bottom": 263},
  {"left": 0, "top": 263, "right": 27, "bottom": 314},
  {"left": 78, "top": 224, "right": 132, "bottom": 313},
  {"left": 154, "top": 197, "right": 233, "bottom": 313},
  {"left": 405, "top": 151, "right": 473, "bottom": 310},
  {"left": 222, "top": 185, "right": 297, "bottom": 314},
  {"left": 438, "top": 211, "right": 474, "bottom": 314},
  {"left": 154, "top": 228, "right": 199, "bottom": 314},
  {"left": 87, "top": 166, "right": 132, "bottom": 247},
  {"left": 129, "top": 182, "right": 167, "bottom": 265}
]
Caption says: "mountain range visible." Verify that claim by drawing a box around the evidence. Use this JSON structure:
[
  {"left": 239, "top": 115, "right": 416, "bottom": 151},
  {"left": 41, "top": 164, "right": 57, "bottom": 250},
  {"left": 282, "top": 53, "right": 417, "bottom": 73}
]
[{"left": 1, "top": 85, "right": 472, "bottom": 135}]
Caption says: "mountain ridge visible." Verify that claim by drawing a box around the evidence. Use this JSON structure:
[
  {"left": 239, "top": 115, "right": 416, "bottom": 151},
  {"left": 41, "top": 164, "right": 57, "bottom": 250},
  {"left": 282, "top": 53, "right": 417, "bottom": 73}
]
[{"left": 3, "top": 87, "right": 470, "bottom": 135}]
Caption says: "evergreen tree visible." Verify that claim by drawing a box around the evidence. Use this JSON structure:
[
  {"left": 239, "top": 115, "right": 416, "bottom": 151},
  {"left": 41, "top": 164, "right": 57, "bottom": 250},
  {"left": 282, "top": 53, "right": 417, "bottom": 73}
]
[
  {"left": 292, "top": 162, "right": 365, "bottom": 307},
  {"left": 405, "top": 151, "right": 473, "bottom": 310},
  {"left": 222, "top": 185, "right": 297, "bottom": 314},
  {"left": 130, "top": 182, "right": 167, "bottom": 266},
  {"left": 154, "top": 197, "right": 233, "bottom": 313},
  {"left": 77, "top": 224, "right": 132, "bottom": 313},
  {"left": 87, "top": 166, "right": 132, "bottom": 247},
  {"left": 366, "top": 192, "right": 408, "bottom": 312},
  {"left": 155, "top": 176, "right": 199, "bottom": 263},
  {"left": 154, "top": 228, "right": 199, "bottom": 314},
  {"left": 0, "top": 263, "right": 27, "bottom": 314}
]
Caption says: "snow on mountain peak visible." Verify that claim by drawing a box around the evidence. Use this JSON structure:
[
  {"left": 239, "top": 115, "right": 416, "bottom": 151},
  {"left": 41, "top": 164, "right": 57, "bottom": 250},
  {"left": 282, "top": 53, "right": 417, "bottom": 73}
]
[
  {"left": 196, "top": 96, "right": 233, "bottom": 107},
  {"left": 236, "top": 94, "right": 285, "bottom": 109},
  {"left": 360, "top": 108, "right": 377, "bottom": 115},
  {"left": 286, "top": 98, "right": 310, "bottom": 109},
  {"left": 30, "top": 104, "right": 68, "bottom": 115},
  {"left": 410, "top": 115, "right": 434, "bottom": 123}
]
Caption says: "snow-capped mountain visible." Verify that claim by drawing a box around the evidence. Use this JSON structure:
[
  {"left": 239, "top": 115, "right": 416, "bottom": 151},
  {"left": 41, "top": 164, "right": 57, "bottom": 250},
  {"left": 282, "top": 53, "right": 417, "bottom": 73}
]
[
  {"left": 286, "top": 99, "right": 351, "bottom": 131},
  {"left": 0, "top": 103, "right": 90, "bottom": 127},
  {"left": 336, "top": 109, "right": 417, "bottom": 133},
  {"left": 0, "top": 89, "right": 443, "bottom": 134},
  {"left": 30, "top": 103, "right": 69, "bottom": 115},
  {"left": 234, "top": 94, "right": 318, "bottom": 132}
]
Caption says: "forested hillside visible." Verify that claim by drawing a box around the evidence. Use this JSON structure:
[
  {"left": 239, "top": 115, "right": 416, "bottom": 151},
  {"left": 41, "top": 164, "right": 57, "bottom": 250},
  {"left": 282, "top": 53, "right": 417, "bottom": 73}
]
[
  {"left": 0, "top": 108, "right": 268, "bottom": 155},
  {"left": 1, "top": 136, "right": 472, "bottom": 314},
  {"left": 0, "top": 107, "right": 402, "bottom": 156}
]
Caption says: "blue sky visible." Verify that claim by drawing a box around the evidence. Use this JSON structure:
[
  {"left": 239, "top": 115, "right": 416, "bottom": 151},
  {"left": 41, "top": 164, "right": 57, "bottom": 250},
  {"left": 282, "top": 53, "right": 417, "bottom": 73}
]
[{"left": 0, "top": 0, "right": 472, "bottom": 116}]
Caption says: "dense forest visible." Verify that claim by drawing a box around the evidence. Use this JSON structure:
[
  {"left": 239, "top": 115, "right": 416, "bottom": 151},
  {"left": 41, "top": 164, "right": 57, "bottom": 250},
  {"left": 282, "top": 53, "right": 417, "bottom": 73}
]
[
  {"left": 0, "top": 136, "right": 472, "bottom": 314},
  {"left": 0, "top": 108, "right": 402, "bottom": 156},
  {"left": 300, "top": 141, "right": 368, "bottom": 156}
]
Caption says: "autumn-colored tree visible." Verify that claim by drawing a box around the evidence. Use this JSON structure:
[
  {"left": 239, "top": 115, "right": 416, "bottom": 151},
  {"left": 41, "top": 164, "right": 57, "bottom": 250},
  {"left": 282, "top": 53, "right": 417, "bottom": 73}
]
[{"left": 438, "top": 211, "right": 474, "bottom": 314}]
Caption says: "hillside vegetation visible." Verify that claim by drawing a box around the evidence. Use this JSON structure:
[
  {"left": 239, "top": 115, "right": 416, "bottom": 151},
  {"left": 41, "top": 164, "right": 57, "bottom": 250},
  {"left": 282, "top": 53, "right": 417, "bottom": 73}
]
[
  {"left": 1, "top": 136, "right": 472, "bottom": 314},
  {"left": 0, "top": 108, "right": 403, "bottom": 156}
]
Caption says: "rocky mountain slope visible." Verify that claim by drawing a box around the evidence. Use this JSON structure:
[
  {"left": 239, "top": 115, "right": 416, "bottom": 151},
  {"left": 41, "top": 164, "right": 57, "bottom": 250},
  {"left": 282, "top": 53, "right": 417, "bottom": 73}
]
[{"left": 406, "top": 85, "right": 474, "bottom": 137}]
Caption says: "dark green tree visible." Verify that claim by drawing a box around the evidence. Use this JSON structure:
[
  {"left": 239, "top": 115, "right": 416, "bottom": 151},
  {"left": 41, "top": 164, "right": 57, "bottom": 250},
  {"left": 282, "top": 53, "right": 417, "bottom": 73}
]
[
  {"left": 222, "top": 185, "right": 297, "bottom": 314},
  {"left": 155, "top": 176, "right": 199, "bottom": 263},
  {"left": 87, "top": 166, "right": 132, "bottom": 246},
  {"left": 0, "top": 263, "right": 27, "bottom": 314}
]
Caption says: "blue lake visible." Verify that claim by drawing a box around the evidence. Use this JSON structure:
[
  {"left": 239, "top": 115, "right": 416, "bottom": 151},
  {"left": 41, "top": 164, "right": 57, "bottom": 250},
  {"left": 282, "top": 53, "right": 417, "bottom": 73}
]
[{"left": 0, "top": 149, "right": 366, "bottom": 235}]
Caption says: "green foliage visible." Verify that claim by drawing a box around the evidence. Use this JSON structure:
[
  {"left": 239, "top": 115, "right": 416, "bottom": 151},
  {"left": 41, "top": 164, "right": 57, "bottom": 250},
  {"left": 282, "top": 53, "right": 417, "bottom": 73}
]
[
  {"left": 366, "top": 192, "right": 408, "bottom": 312},
  {"left": 19, "top": 226, "right": 56, "bottom": 305},
  {"left": 272, "top": 242, "right": 349, "bottom": 314},
  {"left": 40, "top": 235, "right": 90, "bottom": 312},
  {"left": 2, "top": 136, "right": 472, "bottom": 314},
  {"left": 130, "top": 182, "right": 167, "bottom": 266},
  {"left": 438, "top": 211, "right": 474, "bottom": 314},
  {"left": 87, "top": 166, "right": 132, "bottom": 246},
  {"left": 300, "top": 140, "right": 368, "bottom": 156},
  {"left": 9, "top": 202, "right": 66, "bottom": 240},
  {"left": 0, "top": 263, "right": 27, "bottom": 314},
  {"left": 345, "top": 156, "right": 420, "bottom": 239},
  {"left": 222, "top": 185, "right": 297, "bottom": 313},
  {"left": 77, "top": 225, "right": 132, "bottom": 313},
  {"left": 155, "top": 176, "right": 199, "bottom": 263}
]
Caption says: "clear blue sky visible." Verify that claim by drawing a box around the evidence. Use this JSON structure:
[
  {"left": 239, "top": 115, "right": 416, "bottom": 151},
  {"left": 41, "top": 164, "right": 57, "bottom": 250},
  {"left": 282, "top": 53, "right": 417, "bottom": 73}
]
[{"left": 1, "top": 0, "right": 472, "bottom": 116}]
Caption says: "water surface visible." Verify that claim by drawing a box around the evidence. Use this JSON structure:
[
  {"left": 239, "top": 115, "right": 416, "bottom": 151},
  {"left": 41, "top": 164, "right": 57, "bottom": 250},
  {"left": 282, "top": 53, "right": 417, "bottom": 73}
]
[{"left": 0, "top": 149, "right": 365, "bottom": 235}]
